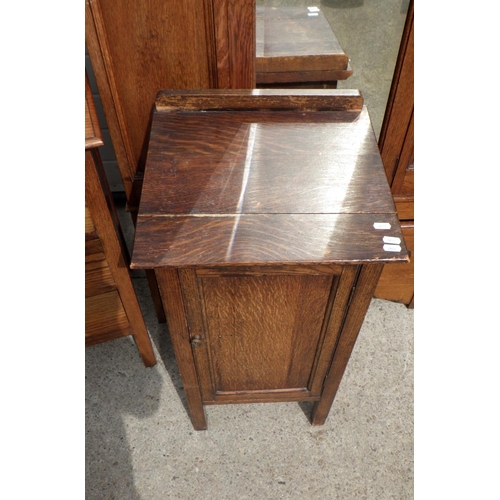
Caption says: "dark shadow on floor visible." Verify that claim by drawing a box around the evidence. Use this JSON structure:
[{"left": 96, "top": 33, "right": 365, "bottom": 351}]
[
  {"left": 298, "top": 401, "right": 315, "bottom": 423},
  {"left": 114, "top": 199, "right": 193, "bottom": 424},
  {"left": 132, "top": 276, "right": 193, "bottom": 423},
  {"left": 85, "top": 339, "right": 163, "bottom": 500}
]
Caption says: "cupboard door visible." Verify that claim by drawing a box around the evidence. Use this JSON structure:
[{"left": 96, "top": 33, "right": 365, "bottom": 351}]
[{"left": 176, "top": 266, "right": 358, "bottom": 404}]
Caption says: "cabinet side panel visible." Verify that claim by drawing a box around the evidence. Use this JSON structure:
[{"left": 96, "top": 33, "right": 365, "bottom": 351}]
[
  {"left": 374, "top": 224, "right": 414, "bottom": 305},
  {"left": 201, "top": 274, "right": 333, "bottom": 393},
  {"left": 312, "top": 263, "right": 385, "bottom": 425}
]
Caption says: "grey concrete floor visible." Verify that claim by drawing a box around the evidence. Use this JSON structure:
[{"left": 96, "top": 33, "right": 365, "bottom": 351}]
[
  {"left": 86, "top": 267, "right": 413, "bottom": 499},
  {"left": 86, "top": 1, "right": 413, "bottom": 498}
]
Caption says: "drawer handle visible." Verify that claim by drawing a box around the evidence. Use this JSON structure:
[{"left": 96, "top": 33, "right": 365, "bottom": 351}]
[{"left": 191, "top": 335, "right": 202, "bottom": 347}]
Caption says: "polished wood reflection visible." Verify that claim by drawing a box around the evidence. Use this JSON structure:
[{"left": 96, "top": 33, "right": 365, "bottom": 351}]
[
  {"left": 133, "top": 91, "right": 408, "bottom": 269},
  {"left": 143, "top": 109, "right": 392, "bottom": 216},
  {"left": 132, "top": 213, "right": 405, "bottom": 268},
  {"left": 256, "top": 6, "right": 348, "bottom": 73}
]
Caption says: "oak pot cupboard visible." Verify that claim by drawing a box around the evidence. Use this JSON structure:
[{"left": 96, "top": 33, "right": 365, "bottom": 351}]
[{"left": 130, "top": 90, "right": 409, "bottom": 429}]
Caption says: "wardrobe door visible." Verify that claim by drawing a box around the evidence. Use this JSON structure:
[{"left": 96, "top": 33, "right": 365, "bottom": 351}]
[
  {"left": 85, "top": 0, "right": 255, "bottom": 206},
  {"left": 375, "top": 0, "right": 414, "bottom": 307}
]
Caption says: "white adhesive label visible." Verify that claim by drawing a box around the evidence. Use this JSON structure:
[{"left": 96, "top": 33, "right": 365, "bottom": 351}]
[
  {"left": 383, "top": 236, "right": 401, "bottom": 245},
  {"left": 374, "top": 222, "right": 391, "bottom": 230},
  {"left": 307, "top": 6, "right": 320, "bottom": 12},
  {"left": 383, "top": 244, "right": 402, "bottom": 252},
  {"left": 308, "top": 12, "right": 319, "bottom": 16}
]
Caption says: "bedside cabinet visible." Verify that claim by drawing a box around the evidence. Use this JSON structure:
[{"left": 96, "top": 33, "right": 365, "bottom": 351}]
[{"left": 131, "top": 90, "right": 409, "bottom": 428}]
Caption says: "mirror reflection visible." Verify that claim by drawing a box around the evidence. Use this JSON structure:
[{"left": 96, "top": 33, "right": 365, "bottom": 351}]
[{"left": 257, "top": 0, "right": 409, "bottom": 138}]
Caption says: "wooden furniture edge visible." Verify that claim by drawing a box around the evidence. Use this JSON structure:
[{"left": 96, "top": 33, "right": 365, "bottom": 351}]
[
  {"left": 85, "top": 72, "right": 103, "bottom": 149},
  {"left": 85, "top": 150, "right": 157, "bottom": 367},
  {"left": 154, "top": 89, "right": 364, "bottom": 113},
  {"left": 256, "top": 64, "right": 353, "bottom": 85},
  {"left": 378, "top": 0, "right": 414, "bottom": 183},
  {"left": 85, "top": 0, "right": 136, "bottom": 199}
]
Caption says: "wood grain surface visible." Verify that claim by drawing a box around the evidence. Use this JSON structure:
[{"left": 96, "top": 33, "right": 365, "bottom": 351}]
[
  {"left": 379, "top": 1, "right": 414, "bottom": 185},
  {"left": 375, "top": 0, "right": 414, "bottom": 307},
  {"left": 176, "top": 264, "right": 363, "bottom": 405},
  {"left": 155, "top": 89, "right": 363, "bottom": 112},
  {"left": 85, "top": 291, "right": 130, "bottom": 345},
  {"left": 141, "top": 108, "right": 390, "bottom": 216},
  {"left": 85, "top": 252, "right": 116, "bottom": 297},
  {"left": 86, "top": 0, "right": 217, "bottom": 171},
  {"left": 86, "top": 0, "right": 256, "bottom": 203},
  {"left": 132, "top": 213, "right": 407, "bottom": 268},
  {"left": 214, "top": 0, "right": 255, "bottom": 88},
  {"left": 308, "top": 265, "right": 358, "bottom": 397},
  {"left": 132, "top": 92, "right": 408, "bottom": 269},
  {"left": 85, "top": 206, "right": 96, "bottom": 235},
  {"left": 257, "top": 66, "right": 353, "bottom": 86},
  {"left": 201, "top": 274, "right": 333, "bottom": 392},
  {"left": 154, "top": 268, "right": 208, "bottom": 430},
  {"left": 394, "top": 196, "right": 414, "bottom": 220}
]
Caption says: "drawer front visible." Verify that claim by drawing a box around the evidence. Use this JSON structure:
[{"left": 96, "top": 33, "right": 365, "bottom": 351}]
[
  {"left": 86, "top": 257, "right": 116, "bottom": 297},
  {"left": 85, "top": 232, "right": 117, "bottom": 297},
  {"left": 85, "top": 206, "right": 96, "bottom": 235},
  {"left": 85, "top": 290, "right": 131, "bottom": 345}
]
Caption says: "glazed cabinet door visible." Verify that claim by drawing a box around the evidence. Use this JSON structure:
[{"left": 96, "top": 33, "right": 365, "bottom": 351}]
[{"left": 161, "top": 265, "right": 358, "bottom": 406}]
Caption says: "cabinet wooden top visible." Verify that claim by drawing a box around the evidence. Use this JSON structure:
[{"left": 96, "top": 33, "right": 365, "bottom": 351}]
[
  {"left": 256, "top": 6, "right": 349, "bottom": 73},
  {"left": 131, "top": 90, "right": 409, "bottom": 268}
]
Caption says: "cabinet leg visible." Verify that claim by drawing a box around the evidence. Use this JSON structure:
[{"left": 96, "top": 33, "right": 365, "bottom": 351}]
[
  {"left": 154, "top": 268, "right": 208, "bottom": 430},
  {"left": 311, "top": 264, "right": 384, "bottom": 426},
  {"left": 188, "top": 403, "right": 208, "bottom": 431}
]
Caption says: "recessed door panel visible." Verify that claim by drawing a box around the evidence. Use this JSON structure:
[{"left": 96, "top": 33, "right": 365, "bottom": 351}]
[{"left": 200, "top": 274, "right": 333, "bottom": 394}]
